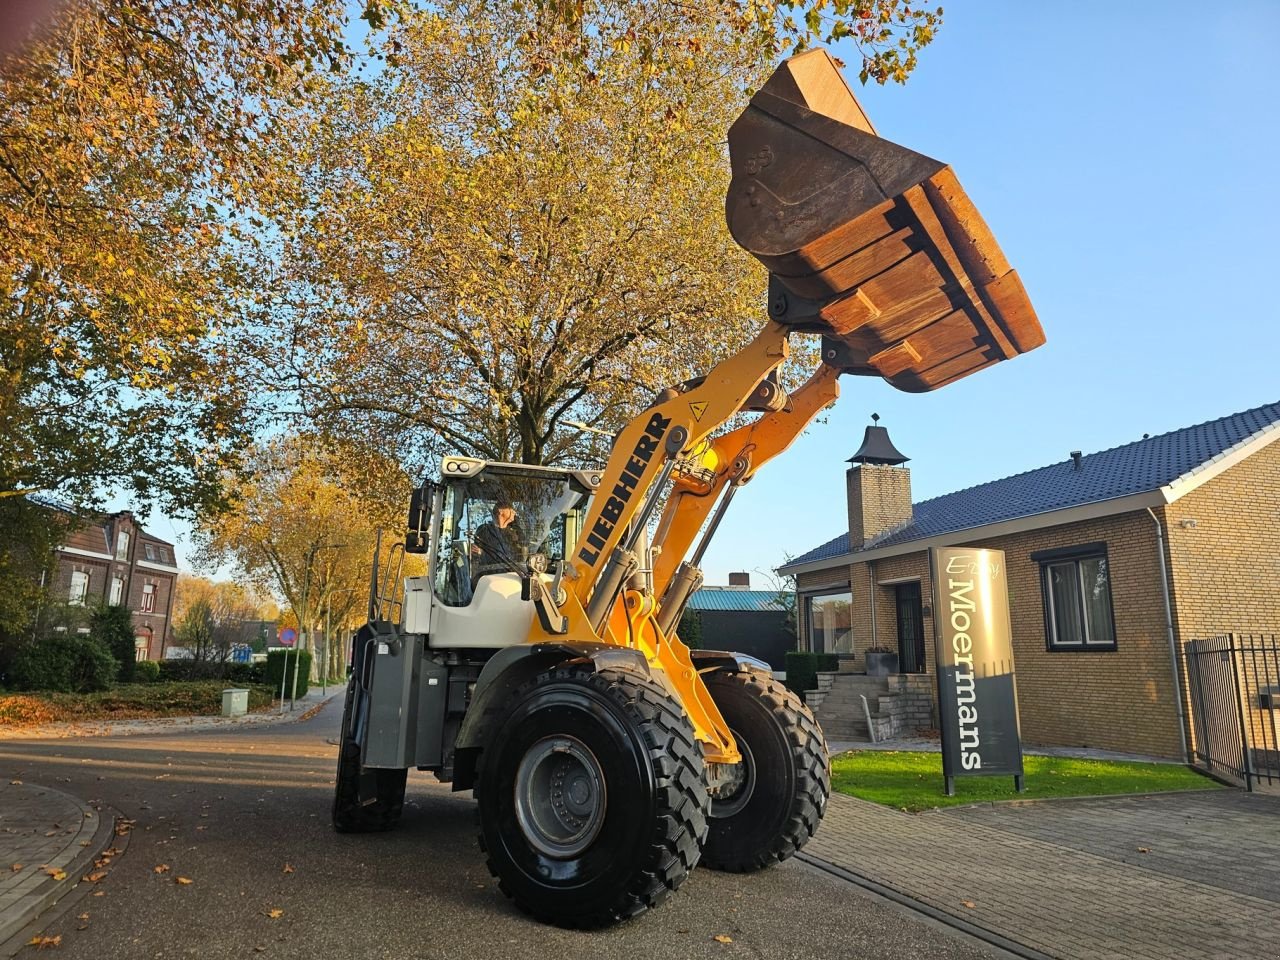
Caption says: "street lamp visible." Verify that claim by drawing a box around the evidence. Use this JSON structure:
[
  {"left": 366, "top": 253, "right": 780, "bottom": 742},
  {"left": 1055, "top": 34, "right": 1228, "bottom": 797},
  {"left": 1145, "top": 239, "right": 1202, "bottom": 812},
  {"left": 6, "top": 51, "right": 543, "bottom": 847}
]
[{"left": 283, "top": 541, "right": 344, "bottom": 712}]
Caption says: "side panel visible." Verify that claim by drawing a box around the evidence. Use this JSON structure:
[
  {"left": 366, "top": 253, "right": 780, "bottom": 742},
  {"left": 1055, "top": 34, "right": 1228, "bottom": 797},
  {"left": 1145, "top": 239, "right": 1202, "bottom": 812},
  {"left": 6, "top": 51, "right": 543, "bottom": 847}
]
[
  {"left": 363, "top": 633, "right": 424, "bottom": 768},
  {"left": 429, "top": 573, "right": 536, "bottom": 648}
]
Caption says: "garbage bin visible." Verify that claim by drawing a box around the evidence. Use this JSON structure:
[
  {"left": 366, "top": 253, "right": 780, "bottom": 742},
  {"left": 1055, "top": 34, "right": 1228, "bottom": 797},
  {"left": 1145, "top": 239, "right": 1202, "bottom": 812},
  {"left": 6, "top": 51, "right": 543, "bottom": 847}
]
[{"left": 222, "top": 688, "right": 249, "bottom": 718}]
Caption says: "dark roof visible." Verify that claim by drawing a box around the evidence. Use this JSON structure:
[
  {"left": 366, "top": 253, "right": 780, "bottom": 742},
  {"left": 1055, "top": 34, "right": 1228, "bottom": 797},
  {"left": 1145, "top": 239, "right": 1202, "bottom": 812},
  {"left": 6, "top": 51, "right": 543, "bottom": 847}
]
[
  {"left": 788, "top": 400, "right": 1280, "bottom": 566},
  {"left": 688, "top": 588, "right": 789, "bottom": 613}
]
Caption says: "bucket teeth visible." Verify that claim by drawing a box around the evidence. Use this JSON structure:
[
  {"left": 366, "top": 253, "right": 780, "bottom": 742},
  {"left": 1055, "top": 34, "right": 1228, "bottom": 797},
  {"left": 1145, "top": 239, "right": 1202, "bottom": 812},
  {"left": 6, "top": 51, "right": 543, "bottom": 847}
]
[{"left": 728, "top": 49, "right": 1044, "bottom": 392}]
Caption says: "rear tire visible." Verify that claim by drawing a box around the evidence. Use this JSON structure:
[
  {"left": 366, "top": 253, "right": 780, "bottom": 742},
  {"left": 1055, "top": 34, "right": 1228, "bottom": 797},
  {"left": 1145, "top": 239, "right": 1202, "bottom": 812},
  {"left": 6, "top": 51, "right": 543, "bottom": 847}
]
[
  {"left": 332, "top": 677, "right": 408, "bottom": 833},
  {"left": 475, "top": 665, "right": 709, "bottom": 928},
  {"left": 700, "top": 669, "right": 829, "bottom": 872}
]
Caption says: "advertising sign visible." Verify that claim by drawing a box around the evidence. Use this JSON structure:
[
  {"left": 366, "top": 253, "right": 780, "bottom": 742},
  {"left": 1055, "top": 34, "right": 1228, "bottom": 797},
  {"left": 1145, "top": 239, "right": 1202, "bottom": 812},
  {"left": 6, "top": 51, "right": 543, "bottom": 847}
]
[{"left": 930, "top": 547, "right": 1024, "bottom": 794}]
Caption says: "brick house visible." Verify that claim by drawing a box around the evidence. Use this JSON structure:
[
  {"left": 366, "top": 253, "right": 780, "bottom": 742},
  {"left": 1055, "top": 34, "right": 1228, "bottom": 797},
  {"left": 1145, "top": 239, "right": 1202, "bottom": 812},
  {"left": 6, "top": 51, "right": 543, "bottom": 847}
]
[
  {"left": 54, "top": 510, "right": 180, "bottom": 660},
  {"left": 779, "top": 401, "right": 1280, "bottom": 759}
]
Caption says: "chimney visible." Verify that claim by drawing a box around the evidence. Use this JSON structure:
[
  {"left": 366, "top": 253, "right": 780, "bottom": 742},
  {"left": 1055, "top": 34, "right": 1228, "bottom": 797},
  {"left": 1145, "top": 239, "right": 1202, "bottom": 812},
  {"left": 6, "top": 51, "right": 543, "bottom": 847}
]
[
  {"left": 728, "top": 572, "right": 751, "bottom": 588},
  {"left": 1070, "top": 450, "right": 1082, "bottom": 471},
  {"left": 846, "top": 414, "right": 913, "bottom": 548}
]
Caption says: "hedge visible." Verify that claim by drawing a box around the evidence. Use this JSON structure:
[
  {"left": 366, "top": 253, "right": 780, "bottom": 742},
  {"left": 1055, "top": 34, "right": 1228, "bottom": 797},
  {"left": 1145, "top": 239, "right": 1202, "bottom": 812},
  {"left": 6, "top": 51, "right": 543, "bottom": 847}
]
[
  {"left": 156, "top": 659, "right": 264, "bottom": 684},
  {"left": 264, "top": 649, "right": 311, "bottom": 698},
  {"left": 9, "top": 633, "right": 118, "bottom": 693},
  {"left": 784, "top": 651, "right": 839, "bottom": 696}
]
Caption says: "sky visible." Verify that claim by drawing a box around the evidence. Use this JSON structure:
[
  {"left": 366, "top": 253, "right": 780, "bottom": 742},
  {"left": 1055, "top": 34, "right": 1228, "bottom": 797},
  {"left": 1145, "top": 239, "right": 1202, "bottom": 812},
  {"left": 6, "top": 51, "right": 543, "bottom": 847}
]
[
  {"left": 698, "top": 0, "right": 1280, "bottom": 586},
  {"left": 144, "top": 1, "right": 1280, "bottom": 587}
]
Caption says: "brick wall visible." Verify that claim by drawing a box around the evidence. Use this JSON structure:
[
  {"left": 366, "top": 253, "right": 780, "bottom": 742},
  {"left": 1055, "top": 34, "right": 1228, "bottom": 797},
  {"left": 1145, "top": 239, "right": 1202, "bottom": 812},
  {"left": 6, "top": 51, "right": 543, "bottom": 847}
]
[
  {"left": 1165, "top": 437, "right": 1280, "bottom": 756},
  {"left": 847, "top": 464, "right": 912, "bottom": 547}
]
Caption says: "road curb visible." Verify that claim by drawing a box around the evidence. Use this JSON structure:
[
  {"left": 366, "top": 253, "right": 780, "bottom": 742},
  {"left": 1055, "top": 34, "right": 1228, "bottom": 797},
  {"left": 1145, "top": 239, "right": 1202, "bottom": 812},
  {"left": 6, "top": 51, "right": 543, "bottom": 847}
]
[
  {"left": 0, "top": 786, "right": 124, "bottom": 958},
  {"left": 796, "top": 851, "right": 1057, "bottom": 960}
]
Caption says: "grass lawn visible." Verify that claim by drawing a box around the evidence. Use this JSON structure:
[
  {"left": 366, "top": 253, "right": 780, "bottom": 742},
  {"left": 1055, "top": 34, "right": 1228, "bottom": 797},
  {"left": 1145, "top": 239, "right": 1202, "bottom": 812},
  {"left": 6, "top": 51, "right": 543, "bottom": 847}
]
[
  {"left": 831, "top": 750, "right": 1219, "bottom": 812},
  {"left": 0, "top": 681, "right": 277, "bottom": 728}
]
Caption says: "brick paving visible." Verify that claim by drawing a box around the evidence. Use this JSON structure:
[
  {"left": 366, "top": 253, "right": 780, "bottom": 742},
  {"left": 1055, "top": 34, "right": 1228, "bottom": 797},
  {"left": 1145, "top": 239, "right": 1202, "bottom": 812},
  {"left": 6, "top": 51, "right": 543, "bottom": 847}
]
[
  {"left": 808, "top": 790, "right": 1280, "bottom": 960},
  {"left": 0, "top": 780, "right": 103, "bottom": 945}
]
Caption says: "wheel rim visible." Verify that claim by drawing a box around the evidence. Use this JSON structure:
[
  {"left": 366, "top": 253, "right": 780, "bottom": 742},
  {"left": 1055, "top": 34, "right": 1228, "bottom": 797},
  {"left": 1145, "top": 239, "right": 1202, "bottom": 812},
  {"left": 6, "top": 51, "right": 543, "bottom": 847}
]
[
  {"left": 712, "top": 727, "right": 757, "bottom": 818},
  {"left": 514, "top": 735, "right": 608, "bottom": 859}
]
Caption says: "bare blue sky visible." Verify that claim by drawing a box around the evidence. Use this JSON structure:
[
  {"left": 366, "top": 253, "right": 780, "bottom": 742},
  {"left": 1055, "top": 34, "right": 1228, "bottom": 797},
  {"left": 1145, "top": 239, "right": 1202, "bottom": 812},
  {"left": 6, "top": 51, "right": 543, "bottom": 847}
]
[
  {"left": 701, "top": 0, "right": 1280, "bottom": 585},
  {"left": 150, "top": 2, "right": 1280, "bottom": 584}
]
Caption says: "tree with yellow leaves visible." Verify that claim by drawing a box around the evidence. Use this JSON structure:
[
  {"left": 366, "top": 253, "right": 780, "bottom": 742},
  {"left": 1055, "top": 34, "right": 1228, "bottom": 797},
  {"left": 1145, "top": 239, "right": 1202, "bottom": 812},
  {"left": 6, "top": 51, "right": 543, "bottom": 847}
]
[
  {"left": 253, "top": 0, "right": 940, "bottom": 471},
  {"left": 191, "top": 434, "right": 415, "bottom": 679}
]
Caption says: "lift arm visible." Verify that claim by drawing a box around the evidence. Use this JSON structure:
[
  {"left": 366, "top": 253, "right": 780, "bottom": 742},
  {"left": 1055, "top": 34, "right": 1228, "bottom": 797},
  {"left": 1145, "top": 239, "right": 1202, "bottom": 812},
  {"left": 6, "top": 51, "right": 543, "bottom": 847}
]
[{"left": 648, "top": 363, "right": 842, "bottom": 636}]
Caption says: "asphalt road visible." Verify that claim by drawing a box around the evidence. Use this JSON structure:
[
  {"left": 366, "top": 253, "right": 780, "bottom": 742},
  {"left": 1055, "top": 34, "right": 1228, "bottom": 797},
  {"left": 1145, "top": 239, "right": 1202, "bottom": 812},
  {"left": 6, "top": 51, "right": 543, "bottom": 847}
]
[{"left": 0, "top": 697, "right": 1000, "bottom": 960}]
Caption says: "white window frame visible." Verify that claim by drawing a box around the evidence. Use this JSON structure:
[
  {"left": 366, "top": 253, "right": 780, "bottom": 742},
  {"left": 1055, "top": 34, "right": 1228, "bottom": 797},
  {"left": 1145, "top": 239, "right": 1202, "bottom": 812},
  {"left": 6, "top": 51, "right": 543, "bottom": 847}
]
[
  {"left": 115, "top": 531, "right": 130, "bottom": 561},
  {"left": 70, "top": 570, "right": 90, "bottom": 605},
  {"left": 110, "top": 576, "right": 124, "bottom": 606},
  {"left": 141, "top": 581, "right": 156, "bottom": 613}
]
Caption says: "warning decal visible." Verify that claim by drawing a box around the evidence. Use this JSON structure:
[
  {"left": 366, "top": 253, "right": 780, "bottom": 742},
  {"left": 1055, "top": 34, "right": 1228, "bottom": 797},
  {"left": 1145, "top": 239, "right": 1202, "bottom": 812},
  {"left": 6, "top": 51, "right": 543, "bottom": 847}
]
[{"left": 689, "top": 401, "right": 708, "bottom": 422}]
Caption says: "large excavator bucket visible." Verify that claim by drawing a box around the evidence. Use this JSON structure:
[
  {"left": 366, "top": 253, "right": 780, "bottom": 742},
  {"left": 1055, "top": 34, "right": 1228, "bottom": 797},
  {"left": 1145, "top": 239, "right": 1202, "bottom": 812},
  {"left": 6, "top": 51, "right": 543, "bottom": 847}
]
[{"left": 727, "top": 50, "right": 1045, "bottom": 392}]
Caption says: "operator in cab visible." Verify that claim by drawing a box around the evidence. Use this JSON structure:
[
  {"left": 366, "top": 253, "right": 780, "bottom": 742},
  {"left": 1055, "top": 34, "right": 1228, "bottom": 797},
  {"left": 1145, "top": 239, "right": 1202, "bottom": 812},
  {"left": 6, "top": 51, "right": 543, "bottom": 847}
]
[{"left": 472, "top": 499, "right": 525, "bottom": 577}]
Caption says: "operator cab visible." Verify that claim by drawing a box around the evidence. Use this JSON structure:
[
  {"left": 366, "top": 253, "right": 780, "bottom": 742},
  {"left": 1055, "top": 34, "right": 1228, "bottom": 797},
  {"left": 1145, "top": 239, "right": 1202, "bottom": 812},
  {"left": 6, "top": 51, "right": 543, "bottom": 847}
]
[
  {"left": 432, "top": 459, "right": 600, "bottom": 606},
  {"left": 404, "top": 458, "right": 602, "bottom": 648}
]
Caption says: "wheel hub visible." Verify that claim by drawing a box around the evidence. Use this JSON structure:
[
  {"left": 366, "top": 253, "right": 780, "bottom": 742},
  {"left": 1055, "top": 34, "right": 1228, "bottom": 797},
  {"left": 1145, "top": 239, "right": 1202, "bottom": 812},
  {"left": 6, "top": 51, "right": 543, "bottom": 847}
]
[
  {"left": 515, "top": 736, "right": 607, "bottom": 859},
  {"left": 711, "top": 728, "right": 756, "bottom": 818}
]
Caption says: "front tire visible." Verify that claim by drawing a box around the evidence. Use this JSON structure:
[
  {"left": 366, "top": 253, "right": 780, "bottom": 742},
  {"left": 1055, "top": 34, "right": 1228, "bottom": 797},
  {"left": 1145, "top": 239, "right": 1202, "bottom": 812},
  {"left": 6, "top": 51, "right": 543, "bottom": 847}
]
[
  {"left": 475, "top": 665, "right": 709, "bottom": 928},
  {"left": 700, "top": 669, "right": 829, "bottom": 872},
  {"left": 332, "top": 677, "right": 408, "bottom": 833}
]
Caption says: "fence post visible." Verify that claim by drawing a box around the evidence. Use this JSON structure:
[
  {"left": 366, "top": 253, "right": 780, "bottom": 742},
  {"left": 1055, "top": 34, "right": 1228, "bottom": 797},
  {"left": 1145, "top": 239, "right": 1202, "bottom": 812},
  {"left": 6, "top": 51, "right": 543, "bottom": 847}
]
[{"left": 1227, "top": 633, "right": 1255, "bottom": 791}]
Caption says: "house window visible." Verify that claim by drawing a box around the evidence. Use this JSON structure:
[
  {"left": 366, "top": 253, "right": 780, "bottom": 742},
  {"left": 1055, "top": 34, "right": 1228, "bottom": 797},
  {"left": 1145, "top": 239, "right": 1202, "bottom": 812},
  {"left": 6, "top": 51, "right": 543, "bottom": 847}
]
[
  {"left": 110, "top": 577, "right": 124, "bottom": 606},
  {"left": 806, "top": 591, "right": 854, "bottom": 656},
  {"left": 1032, "top": 543, "right": 1116, "bottom": 651},
  {"left": 115, "top": 531, "right": 130, "bottom": 561},
  {"left": 70, "top": 570, "right": 90, "bottom": 605},
  {"left": 141, "top": 582, "right": 156, "bottom": 613},
  {"left": 135, "top": 638, "right": 150, "bottom": 662}
]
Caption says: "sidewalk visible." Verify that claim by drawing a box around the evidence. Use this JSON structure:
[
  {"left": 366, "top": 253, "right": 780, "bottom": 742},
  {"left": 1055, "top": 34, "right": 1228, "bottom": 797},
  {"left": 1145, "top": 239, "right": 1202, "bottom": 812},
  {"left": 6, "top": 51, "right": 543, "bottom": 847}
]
[
  {"left": 805, "top": 788, "right": 1280, "bottom": 960},
  {"left": 0, "top": 687, "right": 337, "bottom": 741},
  {"left": 0, "top": 781, "right": 117, "bottom": 953}
]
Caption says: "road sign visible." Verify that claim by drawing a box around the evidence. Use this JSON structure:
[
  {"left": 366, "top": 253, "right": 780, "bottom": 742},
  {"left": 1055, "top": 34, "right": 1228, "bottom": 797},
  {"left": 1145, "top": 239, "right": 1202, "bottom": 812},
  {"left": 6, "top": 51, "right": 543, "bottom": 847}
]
[{"left": 278, "top": 627, "right": 297, "bottom": 648}]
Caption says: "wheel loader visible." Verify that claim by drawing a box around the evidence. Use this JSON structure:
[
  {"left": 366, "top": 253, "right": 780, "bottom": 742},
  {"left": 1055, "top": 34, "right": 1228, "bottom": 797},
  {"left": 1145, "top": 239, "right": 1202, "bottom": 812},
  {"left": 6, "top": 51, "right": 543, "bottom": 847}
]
[{"left": 331, "top": 48, "right": 1045, "bottom": 928}]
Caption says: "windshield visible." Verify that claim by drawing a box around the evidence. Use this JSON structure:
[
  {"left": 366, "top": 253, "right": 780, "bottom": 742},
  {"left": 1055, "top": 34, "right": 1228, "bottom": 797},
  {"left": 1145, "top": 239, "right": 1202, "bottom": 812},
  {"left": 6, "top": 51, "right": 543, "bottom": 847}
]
[{"left": 434, "top": 468, "right": 590, "bottom": 607}]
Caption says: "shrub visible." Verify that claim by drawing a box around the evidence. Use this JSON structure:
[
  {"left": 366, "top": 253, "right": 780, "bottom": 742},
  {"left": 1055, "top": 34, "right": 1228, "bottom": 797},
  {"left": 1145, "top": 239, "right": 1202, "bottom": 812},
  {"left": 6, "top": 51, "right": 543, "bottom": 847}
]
[
  {"left": 264, "top": 649, "right": 311, "bottom": 698},
  {"left": 90, "top": 603, "right": 138, "bottom": 683},
  {"left": 10, "top": 633, "right": 118, "bottom": 693},
  {"left": 784, "top": 651, "right": 839, "bottom": 696},
  {"left": 134, "top": 659, "right": 161, "bottom": 682},
  {"left": 677, "top": 610, "right": 702, "bottom": 650}
]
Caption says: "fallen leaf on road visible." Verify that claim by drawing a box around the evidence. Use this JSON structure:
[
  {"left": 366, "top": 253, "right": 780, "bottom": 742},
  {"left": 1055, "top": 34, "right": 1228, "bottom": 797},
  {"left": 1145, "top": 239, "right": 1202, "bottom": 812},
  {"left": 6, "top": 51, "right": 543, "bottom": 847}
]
[
  {"left": 91, "top": 890, "right": 105, "bottom": 897},
  {"left": 253, "top": 947, "right": 266, "bottom": 954},
  {"left": 266, "top": 909, "right": 284, "bottom": 919},
  {"left": 961, "top": 900, "right": 976, "bottom": 909},
  {"left": 77, "top": 914, "right": 88, "bottom": 922},
  {"left": 281, "top": 864, "right": 294, "bottom": 874},
  {"left": 196, "top": 826, "right": 207, "bottom": 831},
  {"left": 79, "top": 841, "right": 90, "bottom": 847},
  {"left": 83, "top": 871, "right": 107, "bottom": 883},
  {"left": 713, "top": 935, "right": 733, "bottom": 944},
  {"left": 175, "top": 877, "right": 193, "bottom": 885},
  {"left": 1137, "top": 847, "right": 1151, "bottom": 853},
  {"left": 27, "top": 935, "right": 60, "bottom": 948},
  {"left": 10, "top": 864, "right": 21, "bottom": 872},
  {"left": 9, "top": 780, "right": 21, "bottom": 785},
  {"left": 154, "top": 865, "right": 170, "bottom": 874},
  {"left": 42, "top": 867, "right": 67, "bottom": 881},
  {"left": 44, "top": 831, "right": 57, "bottom": 837}
]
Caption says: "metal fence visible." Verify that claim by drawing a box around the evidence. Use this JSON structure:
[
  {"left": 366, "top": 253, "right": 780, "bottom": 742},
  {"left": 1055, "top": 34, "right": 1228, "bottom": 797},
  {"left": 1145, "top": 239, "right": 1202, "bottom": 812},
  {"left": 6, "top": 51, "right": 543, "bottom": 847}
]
[{"left": 1184, "top": 633, "right": 1280, "bottom": 791}]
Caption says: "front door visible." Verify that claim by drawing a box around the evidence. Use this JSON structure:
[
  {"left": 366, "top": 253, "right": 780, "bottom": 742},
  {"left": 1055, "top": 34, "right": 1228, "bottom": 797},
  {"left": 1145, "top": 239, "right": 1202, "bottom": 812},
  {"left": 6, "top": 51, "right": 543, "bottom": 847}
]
[{"left": 895, "top": 582, "right": 926, "bottom": 673}]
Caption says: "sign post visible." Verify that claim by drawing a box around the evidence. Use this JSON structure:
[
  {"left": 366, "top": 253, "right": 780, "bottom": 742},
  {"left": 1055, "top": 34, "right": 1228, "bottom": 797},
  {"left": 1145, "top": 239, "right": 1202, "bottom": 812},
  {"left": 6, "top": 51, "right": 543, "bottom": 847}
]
[
  {"left": 930, "top": 547, "right": 1024, "bottom": 796},
  {"left": 277, "top": 627, "right": 297, "bottom": 715}
]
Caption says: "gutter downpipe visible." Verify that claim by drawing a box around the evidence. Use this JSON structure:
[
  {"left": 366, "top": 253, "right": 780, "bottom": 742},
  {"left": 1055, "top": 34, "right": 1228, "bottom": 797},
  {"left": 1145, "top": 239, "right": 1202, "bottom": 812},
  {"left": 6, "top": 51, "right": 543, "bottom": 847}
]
[{"left": 1147, "top": 506, "right": 1191, "bottom": 763}]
